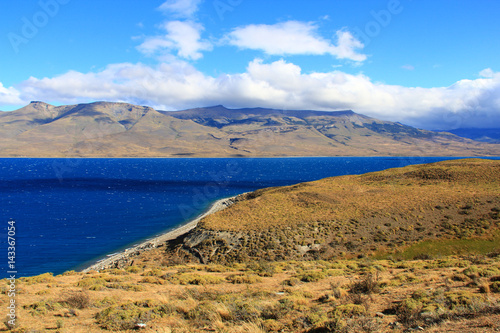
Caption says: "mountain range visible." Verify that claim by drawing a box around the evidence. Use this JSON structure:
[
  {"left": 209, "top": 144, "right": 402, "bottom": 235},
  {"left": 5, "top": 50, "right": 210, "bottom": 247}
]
[
  {"left": 0, "top": 101, "right": 499, "bottom": 157},
  {"left": 448, "top": 128, "right": 500, "bottom": 143}
]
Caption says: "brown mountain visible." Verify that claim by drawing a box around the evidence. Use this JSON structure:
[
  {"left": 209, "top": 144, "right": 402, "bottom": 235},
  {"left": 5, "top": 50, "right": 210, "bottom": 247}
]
[{"left": 0, "top": 101, "right": 499, "bottom": 157}]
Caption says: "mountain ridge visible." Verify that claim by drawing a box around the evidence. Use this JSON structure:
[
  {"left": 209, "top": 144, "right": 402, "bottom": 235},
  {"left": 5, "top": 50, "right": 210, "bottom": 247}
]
[{"left": 0, "top": 101, "right": 499, "bottom": 157}]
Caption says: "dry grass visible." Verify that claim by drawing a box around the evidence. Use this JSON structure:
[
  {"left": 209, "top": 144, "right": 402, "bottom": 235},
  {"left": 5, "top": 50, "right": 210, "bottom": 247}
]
[
  {"left": 202, "top": 159, "right": 500, "bottom": 232},
  {"left": 2, "top": 255, "right": 499, "bottom": 332}
]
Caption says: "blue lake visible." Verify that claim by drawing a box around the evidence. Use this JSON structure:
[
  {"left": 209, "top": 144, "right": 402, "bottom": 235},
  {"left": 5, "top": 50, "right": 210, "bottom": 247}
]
[{"left": 1, "top": 157, "right": 498, "bottom": 277}]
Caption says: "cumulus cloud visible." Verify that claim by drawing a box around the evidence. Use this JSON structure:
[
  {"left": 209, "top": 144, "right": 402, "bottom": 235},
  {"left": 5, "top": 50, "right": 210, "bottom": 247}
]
[
  {"left": 401, "top": 64, "right": 415, "bottom": 71},
  {"left": 479, "top": 68, "right": 495, "bottom": 78},
  {"left": 226, "top": 21, "right": 367, "bottom": 62},
  {"left": 0, "top": 82, "right": 23, "bottom": 106},
  {"left": 158, "top": 0, "right": 202, "bottom": 18},
  {"left": 137, "top": 21, "right": 212, "bottom": 60},
  {"left": 4, "top": 60, "right": 500, "bottom": 130}
]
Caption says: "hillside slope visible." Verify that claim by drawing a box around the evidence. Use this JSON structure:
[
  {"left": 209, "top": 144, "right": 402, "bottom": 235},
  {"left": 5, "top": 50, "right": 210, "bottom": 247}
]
[
  {"left": 149, "top": 159, "right": 500, "bottom": 265},
  {"left": 1, "top": 102, "right": 499, "bottom": 157}
]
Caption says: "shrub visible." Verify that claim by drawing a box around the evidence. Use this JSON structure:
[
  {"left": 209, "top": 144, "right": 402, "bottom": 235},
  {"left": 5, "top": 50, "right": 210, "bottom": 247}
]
[
  {"left": 261, "top": 299, "right": 293, "bottom": 320},
  {"left": 62, "top": 291, "right": 90, "bottom": 309},
  {"left": 19, "top": 273, "right": 54, "bottom": 285},
  {"left": 76, "top": 277, "right": 106, "bottom": 290},
  {"left": 95, "top": 302, "right": 154, "bottom": 330},
  {"left": 394, "top": 298, "right": 422, "bottom": 327},
  {"left": 167, "top": 273, "right": 224, "bottom": 285},
  {"left": 23, "top": 300, "right": 63, "bottom": 316},
  {"left": 103, "top": 268, "right": 128, "bottom": 275},
  {"left": 246, "top": 260, "right": 276, "bottom": 277},
  {"left": 490, "top": 282, "right": 500, "bottom": 293},
  {"left": 205, "top": 264, "right": 231, "bottom": 272},
  {"left": 297, "top": 270, "right": 325, "bottom": 282},
  {"left": 139, "top": 276, "right": 164, "bottom": 284},
  {"left": 333, "top": 304, "right": 366, "bottom": 317},
  {"left": 282, "top": 277, "right": 300, "bottom": 286},
  {"left": 125, "top": 265, "right": 141, "bottom": 273},
  {"left": 141, "top": 268, "right": 164, "bottom": 277},
  {"left": 349, "top": 272, "right": 380, "bottom": 294},
  {"left": 226, "top": 274, "right": 262, "bottom": 284}
]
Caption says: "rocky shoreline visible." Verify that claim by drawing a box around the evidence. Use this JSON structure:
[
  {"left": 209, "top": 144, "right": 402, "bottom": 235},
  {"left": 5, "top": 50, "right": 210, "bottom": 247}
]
[{"left": 81, "top": 195, "right": 242, "bottom": 272}]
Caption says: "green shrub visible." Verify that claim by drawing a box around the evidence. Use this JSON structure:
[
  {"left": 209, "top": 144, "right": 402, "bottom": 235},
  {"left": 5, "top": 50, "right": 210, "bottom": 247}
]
[
  {"left": 226, "top": 274, "right": 262, "bottom": 284},
  {"left": 95, "top": 302, "right": 153, "bottom": 330},
  {"left": 394, "top": 298, "right": 422, "bottom": 327},
  {"left": 297, "top": 270, "right": 325, "bottom": 282},
  {"left": 23, "top": 300, "right": 63, "bottom": 316},
  {"left": 333, "top": 304, "right": 366, "bottom": 317},
  {"left": 125, "top": 265, "right": 141, "bottom": 273},
  {"left": 141, "top": 268, "right": 164, "bottom": 277},
  {"left": 246, "top": 260, "right": 276, "bottom": 277},
  {"left": 139, "top": 276, "right": 164, "bottom": 284},
  {"left": 77, "top": 277, "right": 106, "bottom": 290},
  {"left": 282, "top": 277, "right": 300, "bottom": 286},
  {"left": 167, "top": 273, "right": 224, "bottom": 285},
  {"left": 19, "top": 273, "right": 54, "bottom": 285}
]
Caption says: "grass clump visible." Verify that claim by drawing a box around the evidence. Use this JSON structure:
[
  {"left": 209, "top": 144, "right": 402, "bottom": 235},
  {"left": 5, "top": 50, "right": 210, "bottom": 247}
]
[
  {"left": 226, "top": 273, "right": 262, "bottom": 284},
  {"left": 19, "top": 272, "right": 54, "bottom": 285},
  {"left": 167, "top": 273, "right": 224, "bottom": 285},
  {"left": 95, "top": 301, "right": 157, "bottom": 330},
  {"left": 23, "top": 299, "right": 63, "bottom": 316},
  {"left": 76, "top": 277, "right": 106, "bottom": 290},
  {"left": 246, "top": 260, "right": 276, "bottom": 277},
  {"left": 296, "top": 270, "right": 326, "bottom": 282}
]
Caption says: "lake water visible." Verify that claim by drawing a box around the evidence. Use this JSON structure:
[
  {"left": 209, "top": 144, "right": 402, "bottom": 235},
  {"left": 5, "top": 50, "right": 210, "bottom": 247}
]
[{"left": 0, "top": 157, "right": 496, "bottom": 277}]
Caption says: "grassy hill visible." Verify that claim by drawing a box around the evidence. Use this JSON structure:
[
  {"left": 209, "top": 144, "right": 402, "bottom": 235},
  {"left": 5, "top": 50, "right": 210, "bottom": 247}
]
[
  {"left": 2, "top": 159, "right": 499, "bottom": 332},
  {"left": 1, "top": 102, "right": 500, "bottom": 157},
  {"left": 150, "top": 159, "right": 500, "bottom": 265}
]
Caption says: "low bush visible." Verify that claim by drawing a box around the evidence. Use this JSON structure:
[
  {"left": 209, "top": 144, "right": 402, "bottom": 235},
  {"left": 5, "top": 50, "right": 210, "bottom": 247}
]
[
  {"left": 297, "top": 270, "right": 325, "bottom": 282},
  {"left": 226, "top": 274, "right": 262, "bottom": 284},
  {"left": 167, "top": 273, "right": 224, "bottom": 285},
  {"left": 61, "top": 291, "right": 90, "bottom": 309},
  {"left": 349, "top": 272, "right": 380, "bottom": 294}
]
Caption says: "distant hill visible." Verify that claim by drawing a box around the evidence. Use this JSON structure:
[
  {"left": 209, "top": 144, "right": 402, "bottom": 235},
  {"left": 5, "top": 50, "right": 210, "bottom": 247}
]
[
  {"left": 0, "top": 101, "right": 499, "bottom": 157},
  {"left": 448, "top": 128, "right": 500, "bottom": 143}
]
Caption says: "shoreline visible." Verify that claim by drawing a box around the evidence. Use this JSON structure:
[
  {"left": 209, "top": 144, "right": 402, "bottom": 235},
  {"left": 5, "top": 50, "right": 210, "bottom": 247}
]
[{"left": 81, "top": 194, "right": 242, "bottom": 272}]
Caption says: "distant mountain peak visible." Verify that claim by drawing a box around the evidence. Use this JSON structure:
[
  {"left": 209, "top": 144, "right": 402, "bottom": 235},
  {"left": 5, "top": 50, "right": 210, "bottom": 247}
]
[{"left": 30, "top": 101, "right": 52, "bottom": 105}]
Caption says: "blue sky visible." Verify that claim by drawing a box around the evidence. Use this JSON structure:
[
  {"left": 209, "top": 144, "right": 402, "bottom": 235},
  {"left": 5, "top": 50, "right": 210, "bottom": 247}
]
[{"left": 0, "top": 0, "right": 499, "bottom": 129}]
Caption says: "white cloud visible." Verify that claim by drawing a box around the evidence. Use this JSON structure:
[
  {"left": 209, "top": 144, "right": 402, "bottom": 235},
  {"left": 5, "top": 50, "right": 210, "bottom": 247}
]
[
  {"left": 0, "top": 82, "right": 23, "bottom": 106},
  {"left": 226, "top": 21, "right": 367, "bottom": 62},
  {"left": 5, "top": 61, "right": 500, "bottom": 130},
  {"left": 401, "top": 64, "right": 415, "bottom": 71},
  {"left": 479, "top": 68, "right": 495, "bottom": 78},
  {"left": 137, "top": 21, "right": 212, "bottom": 60},
  {"left": 158, "top": 0, "right": 202, "bottom": 18}
]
